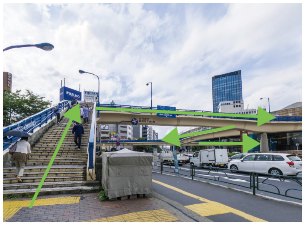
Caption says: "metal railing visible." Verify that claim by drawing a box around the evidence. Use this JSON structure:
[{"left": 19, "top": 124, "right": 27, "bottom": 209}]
[
  {"left": 156, "top": 163, "right": 302, "bottom": 200},
  {"left": 98, "top": 104, "right": 302, "bottom": 122},
  {"left": 3, "top": 101, "right": 69, "bottom": 151}
]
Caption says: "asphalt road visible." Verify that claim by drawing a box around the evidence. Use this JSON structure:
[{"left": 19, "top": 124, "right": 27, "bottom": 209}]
[
  {"left": 154, "top": 162, "right": 302, "bottom": 205},
  {"left": 152, "top": 172, "right": 302, "bottom": 222}
]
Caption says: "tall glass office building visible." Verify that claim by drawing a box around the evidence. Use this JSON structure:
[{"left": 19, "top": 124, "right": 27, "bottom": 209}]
[{"left": 212, "top": 70, "right": 243, "bottom": 112}]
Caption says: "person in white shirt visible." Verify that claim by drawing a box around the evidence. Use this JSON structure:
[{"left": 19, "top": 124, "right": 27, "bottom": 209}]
[{"left": 11, "top": 137, "right": 31, "bottom": 182}]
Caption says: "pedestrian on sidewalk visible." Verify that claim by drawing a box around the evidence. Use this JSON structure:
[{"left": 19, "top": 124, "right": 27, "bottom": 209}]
[
  {"left": 10, "top": 137, "right": 31, "bottom": 183},
  {"left": 80, "top": 105, "right": 84, "bottom": 124},
  {"left": 83, "top": 104, "right": 89, "bottom": 125},
  {"left": 72, "top": 122, "right": 84, "bottom": 150},
  {"left": 55, "top": 103, "right": 62, "bottom": 124}
]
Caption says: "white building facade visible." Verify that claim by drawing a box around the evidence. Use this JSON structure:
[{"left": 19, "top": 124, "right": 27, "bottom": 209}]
[{"left": 218, "top": 100, "right": 257, "bottom": 115}]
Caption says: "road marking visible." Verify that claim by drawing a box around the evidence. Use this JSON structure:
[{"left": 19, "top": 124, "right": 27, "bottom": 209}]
[
  {"left": 83, "top": 209, "right": 179, "bottom": 222},
  {"left": 152, "top": 179, "right": 267, "bottom": 222},
  {"left": 3, "top": 197, "right": 80, "bottom": 221}
]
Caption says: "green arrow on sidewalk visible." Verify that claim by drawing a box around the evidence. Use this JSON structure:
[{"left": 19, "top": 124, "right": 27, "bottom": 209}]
[
  {"left": 198, "top": 134, "right": 260, "bottom": 153},
  {"left": 96, "top": 106, "right": 275, "bottom": 126},
  {"left": 162, "top": 125, "right": 235, "bottom": 147},
  {"left": 29, "top": 104, "right": 81, "bottom": 208}
]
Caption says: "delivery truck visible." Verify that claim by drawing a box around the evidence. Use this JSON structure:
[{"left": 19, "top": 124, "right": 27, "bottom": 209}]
[
  {"left": 159, "top": 151, "right": 188, "bottom": 166},
  {"left": 190, "top": 149, "right": 228, "bottom": 168}
]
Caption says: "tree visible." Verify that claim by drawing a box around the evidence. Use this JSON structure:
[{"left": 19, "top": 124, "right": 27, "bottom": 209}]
[
  {"left": 3, "top": 89, "right": 52, "bottom": 126},
  {"left": 134, "top": 137, "right": 162, "bottom": 153},
  {"left": 191, "top": 146, "right": 201, "bottom": 151}
]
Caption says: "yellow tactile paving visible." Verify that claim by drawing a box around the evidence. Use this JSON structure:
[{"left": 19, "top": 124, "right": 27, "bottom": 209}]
[
  {"left": 3, "top": 197, "right": 80, "bottom": 222},
  {"left": 84, "top": 209, "right": 179, "bottom": 222},
  {"left": 152, "top": 179, "right": 267, "bottom": 222}
]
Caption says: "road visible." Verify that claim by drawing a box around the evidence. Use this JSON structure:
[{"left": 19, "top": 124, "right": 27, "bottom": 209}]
[
  {"left": 154, "top": 161, "right": 302, "bottom": 205},
  {"left": 151, "top": 172, "right": 302, "bottom": 222}
]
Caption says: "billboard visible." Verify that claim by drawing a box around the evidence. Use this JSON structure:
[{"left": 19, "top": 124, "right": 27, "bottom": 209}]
[
  {"left": 84, "top": 90, "right": 98, "bottom": 102},
  {"left": 60, "top": 86, "right": 82, "bottom": 101}
]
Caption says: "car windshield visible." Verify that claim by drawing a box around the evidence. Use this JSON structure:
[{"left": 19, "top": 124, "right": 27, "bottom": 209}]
[
  {"left": 193, "top": 152, "right": 199, "bottom": 158},
  {"left": 231, "top": 154, "right": 241, "bottom": 159},
  {"left": 287, "top": 155, "right": 302, "bottom": 161}
]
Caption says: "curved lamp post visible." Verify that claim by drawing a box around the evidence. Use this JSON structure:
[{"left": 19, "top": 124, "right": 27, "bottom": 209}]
[
  {"left": 3, "top": 43, "right": 54, "bottom": 52},
  {"left": 146, "top": 82, "right": 152, "bottom": 110},
  {"left": 260, "top": 97, "right": 270, "bottom": 113},
  {"left": 79, "top": 70, "right": 100, "bottom": 117}
]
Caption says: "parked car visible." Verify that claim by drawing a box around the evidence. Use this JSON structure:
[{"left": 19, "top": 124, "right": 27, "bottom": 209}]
[
  {"left": 228, "top": 153, "right": 302, "bottom": 176},
  {"left": 228, "top": 153, "right": 249, "bottom": 162}
]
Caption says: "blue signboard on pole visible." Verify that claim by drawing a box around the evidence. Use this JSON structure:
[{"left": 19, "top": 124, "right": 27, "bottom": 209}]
[
  {"left": 157, "top": 105, "right": 176, "bottom": 118},
  {"left": 60, "top": 87, "right": 82, "bottom": 101}
]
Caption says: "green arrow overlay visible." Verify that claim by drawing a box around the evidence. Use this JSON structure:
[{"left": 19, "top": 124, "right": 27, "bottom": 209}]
[
  {"left": 198, "top": 134, "right": 260, "bottom": 153},
  {"left": 29, "top": 104, "right": 81, "bottom": 208},
  {"left": 162, "top": 125, "right": 235, "bottom": 147},
  {"left": 96, "top": 106, "right": 275, "bottom": 126}
]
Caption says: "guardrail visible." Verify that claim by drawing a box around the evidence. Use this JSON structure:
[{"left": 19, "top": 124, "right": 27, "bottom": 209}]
[
  {"left": 156, "top": 163, "right": 302, "bottom": 200},
  {"left": 3, "top": 101, "right": 69, "bottom": 151},
  {"left": 98, "top": 104, "right": 302, "bottom": 122}
]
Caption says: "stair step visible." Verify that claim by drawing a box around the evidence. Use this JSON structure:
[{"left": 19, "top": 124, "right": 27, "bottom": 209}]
[
  {"left": 31, "top": 154, "right": 86, "bottom": 158},
  {"left": 3, "top": 176, "right": 86, "bottom": 184},
  {"left": 3, "top": 180, "right": 98, "bottom": 190},
  {"left": 3, "top": 185, "right": 99, "bottom": 197},
  {"left": 3, "top": 165, "right": 86, "bottom": 173},
  {"left": 3, "top": 171, "right": 85, "bottom": 178},
  {"left": 28, "top": 158, "right": 87, "bottom": 162},
  {"left": 26, "top": 161, "right": 86, "bottom": 166}
]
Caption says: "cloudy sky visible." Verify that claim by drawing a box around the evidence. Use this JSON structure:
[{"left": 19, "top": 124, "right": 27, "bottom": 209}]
[{"left": 2, "top": 3, "right": 302, "bottom": 138}]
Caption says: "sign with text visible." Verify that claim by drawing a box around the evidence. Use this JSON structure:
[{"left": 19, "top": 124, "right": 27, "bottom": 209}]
[
  {"left": 84, "top": 91, "right": 98, "bottom": 102},
  {"left": 157, "top": 105, "right": 176, "bottom": 118},
  {"left": 60, "top": 87, "right": 81, "bottom": 101}
]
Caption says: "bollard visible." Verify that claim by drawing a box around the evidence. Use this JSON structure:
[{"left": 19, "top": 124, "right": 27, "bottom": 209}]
[
  {"left": 252, "top": 172, "right": 256, "bottom": 195},
  {"left": 191, "top": 164, "right": 194, "bottom": 180},
  {"left": 161, "top": 162, "right": 163, "bottom": 174}
]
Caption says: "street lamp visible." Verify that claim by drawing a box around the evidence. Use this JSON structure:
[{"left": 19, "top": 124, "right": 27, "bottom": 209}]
[
  {"left": 3, "top": 43, "right": 54, "bottom": 52},
  {"left": 260, "top": 97, "right": 270, "bottom": 113},
  {"left": 79, "top": 70, "right": 100, "bottom": 117},
  {"left": 146, "top": 82, "right": 152, "bottom": 110}
]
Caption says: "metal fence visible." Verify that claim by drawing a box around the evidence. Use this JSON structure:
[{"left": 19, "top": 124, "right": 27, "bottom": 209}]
[
  {"left": 3, "top": 101, "right": 69, "bottom": 151},
  {"left": 155, "top": 163, "right": 302, "bottom": 201}
]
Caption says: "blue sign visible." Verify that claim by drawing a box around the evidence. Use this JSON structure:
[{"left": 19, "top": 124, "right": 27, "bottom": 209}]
[
  {"left": 131, "top": 118, "right": 138, "bottom": 125},
  {"left": 60, "top": 87, "right": 82, "bottom": 101},
  {"left": 157, "top": 105, "right": 176, "bottom": 118}
]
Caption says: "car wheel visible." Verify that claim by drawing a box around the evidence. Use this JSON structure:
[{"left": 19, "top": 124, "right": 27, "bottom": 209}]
[
  {"left": 230, "top": 165, "right": 238, "bottom": 173},
  {"left": 269, "top": 168, "right": 282, "bottom": 176}
]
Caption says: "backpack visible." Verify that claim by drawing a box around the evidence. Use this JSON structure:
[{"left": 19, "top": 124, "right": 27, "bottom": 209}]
[{"left": 9, "top": 142, "right": 18, "bottom": 155}]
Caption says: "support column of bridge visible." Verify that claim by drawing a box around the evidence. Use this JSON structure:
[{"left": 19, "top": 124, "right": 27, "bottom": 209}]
[{"left": 260, "top": 133, "right": 269, "bottom": 153}]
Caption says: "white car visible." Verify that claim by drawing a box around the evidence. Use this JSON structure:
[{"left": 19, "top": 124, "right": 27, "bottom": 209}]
[{"left": 228, "top": 153, "right": 302, "bottom": 176}]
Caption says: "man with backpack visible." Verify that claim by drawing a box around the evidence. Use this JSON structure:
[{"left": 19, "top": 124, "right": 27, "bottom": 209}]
[{"left": 72, "top": 122, "right": 84, "bottom": 150}]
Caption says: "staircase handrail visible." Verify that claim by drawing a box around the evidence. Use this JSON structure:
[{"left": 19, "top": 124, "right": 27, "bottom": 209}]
[
  {"left": 87, "top": 102, "right": 96, "bottom": 170},
  {"left": 3, "top": 100, "right": 69, "bottom": 151}
]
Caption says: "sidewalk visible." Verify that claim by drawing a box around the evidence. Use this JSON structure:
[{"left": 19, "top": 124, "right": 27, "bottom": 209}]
[{"left": 3, "top": 192, "right": 182, "bottom": 222}]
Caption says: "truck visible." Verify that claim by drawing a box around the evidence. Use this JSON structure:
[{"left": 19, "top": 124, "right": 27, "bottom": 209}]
[
  {"left": 190, "top": 149, "right": 228, "bottom": 168},
  {"left": 159, "top": 151, "right": 188, "bottom": 166}
]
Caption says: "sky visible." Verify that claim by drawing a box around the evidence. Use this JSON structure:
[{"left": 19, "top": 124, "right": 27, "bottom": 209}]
[{"left": 2, "top": 3, "right": 303, "bottom": 139}]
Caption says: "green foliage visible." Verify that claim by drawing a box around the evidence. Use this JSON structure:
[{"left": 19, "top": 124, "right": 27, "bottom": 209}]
[
  {"left": 25, "top": 194, "right": 34, "bottom": 198},
  {"left": 4, "top": 195, "right": 19, "bottom": 200},
  {"left": 228, "top": 153, "right": 239, "bottom": 157},
  {"left": 98, "top": 190, "right": 109, "bottom": 201},
  {"left": 134, "top": 138, "right": 162, "bottom": 153},
  {"left": 191, "top": 146, "right": 201, "bottom": 151},
  {"left": 3, "top": 89, "right": 52, "bottom": 126}
]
